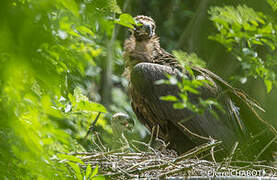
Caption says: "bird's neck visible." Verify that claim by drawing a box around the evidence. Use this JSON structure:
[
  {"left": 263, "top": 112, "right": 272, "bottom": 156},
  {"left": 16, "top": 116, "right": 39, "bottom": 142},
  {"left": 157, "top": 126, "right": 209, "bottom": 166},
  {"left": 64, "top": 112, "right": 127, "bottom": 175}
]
[{"left": 123, "top": 35, "right": 162, "bottom": 80}]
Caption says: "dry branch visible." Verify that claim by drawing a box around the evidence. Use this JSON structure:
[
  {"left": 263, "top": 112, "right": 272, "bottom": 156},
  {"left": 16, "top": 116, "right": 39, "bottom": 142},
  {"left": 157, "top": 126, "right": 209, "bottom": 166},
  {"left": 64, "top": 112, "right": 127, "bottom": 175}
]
[{"left": 69, "top": 139, "right": 277, "bottom": 179}]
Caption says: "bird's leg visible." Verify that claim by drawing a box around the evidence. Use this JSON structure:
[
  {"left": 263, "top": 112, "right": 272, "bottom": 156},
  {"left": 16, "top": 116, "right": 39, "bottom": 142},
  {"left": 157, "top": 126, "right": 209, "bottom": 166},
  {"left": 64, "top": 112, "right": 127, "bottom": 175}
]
[
  {"left": 155, "top": 125, "right": 169, "bottom": 148},
  {"left": 148, "top": 124, "right": 169, "bottom": 152},
  {"left": 155, "top": 124, "right": 160, "bottom": 139},
  {"left": 120, "top": 133, "right": 131, "bottom": 149},
  {"left": 148, "top": 125, "right": 156, "bottom": 146}
]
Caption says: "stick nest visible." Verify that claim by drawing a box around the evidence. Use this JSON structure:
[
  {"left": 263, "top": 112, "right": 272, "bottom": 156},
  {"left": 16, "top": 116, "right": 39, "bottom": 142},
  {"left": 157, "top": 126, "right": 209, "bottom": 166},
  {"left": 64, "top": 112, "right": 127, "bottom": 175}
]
[{"left": 70, "top": 135, "right": 277, "bottom": 179}]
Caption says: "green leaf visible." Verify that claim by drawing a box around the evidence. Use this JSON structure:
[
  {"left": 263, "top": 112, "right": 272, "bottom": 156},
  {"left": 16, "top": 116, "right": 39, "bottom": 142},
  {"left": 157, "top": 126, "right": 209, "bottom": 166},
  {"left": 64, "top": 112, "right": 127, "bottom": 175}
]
[
  {"left": 209, "top": 4, "right": 277, "bottom": 92},
  {"left": 57, "top": 0, "right": 79, "bottom": 17},
  {"left": 182, "top": 85, "right": 199, "bottom": 94},
  {"left": 267, "top": 0, "right": 277, "bottom": 11},
  {"left": 71, "top": 87, "right": 107, "bottom": 113},
  {"left": 265, "top": 79, "right": 272, "bottom": 93},
  {"left": 76, "top": 26, "right": 95, "bottom": 37},
  {"left": 160, "top": 95, "right": 178, "bottom": 102},
  {"left": 169, "top": 76, "right": 178, "bottom": 85},
  {"left": 89, "top": 0, "right": 121, "bottom": 13},
  {"left": 108, "top": 0, "right": 122, "bottom": 14},
  {"left": 260, "top": 23, "right": 273, "bottom": 34},
  {"left": 85, "top": 164, "right": 92, "bottom": 179},
  {"left": 67, "top": 162, "right": 82, "bottom": 180},
  {"left": 92, "top": 176, "right": 105, "bottom": 180},
  {"left": 91, "top": 165, "right": 99, "bottom": 177},
  {"left": 261, "top": 38, "right": 275, "bottom": 50},
  {"left": 173, "top": 103, "right": 186, "bottom": 109},
  {"left": 115, "top": 14, "right": 136, "bottom": 29},
  {"left": 58, "top": 154, "right": 85, "bottom": 165},
  {"left": 155, "top": 79, "right": 166, "bottom": 85}
]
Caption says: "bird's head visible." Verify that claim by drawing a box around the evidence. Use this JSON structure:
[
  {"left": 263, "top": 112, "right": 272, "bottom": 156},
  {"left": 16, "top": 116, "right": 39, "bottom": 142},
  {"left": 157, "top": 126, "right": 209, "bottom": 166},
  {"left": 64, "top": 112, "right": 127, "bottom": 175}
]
[
  {"left": 132, "top": 15, "right": 156, "bottom": 41},
  {"left": 111, "top": 112, "right": 134, "bottom": 137}
]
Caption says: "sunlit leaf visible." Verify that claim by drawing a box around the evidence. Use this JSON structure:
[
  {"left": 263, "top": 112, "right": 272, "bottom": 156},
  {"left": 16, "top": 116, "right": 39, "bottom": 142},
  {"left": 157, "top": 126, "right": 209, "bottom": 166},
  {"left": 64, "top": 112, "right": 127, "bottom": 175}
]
[
  {"left": 91, "top": 165, "right": 99, "bottom": 177},
  {"left": 155, "top": 79, "right": 167, "bottom": 85},
  {"left": 86, "top": 164, "right": 92, "bottom": 178},
  {"left": 89, "top": 0, "right": 121, "bottom": 13},
  {"left": 182, "top": 85, "right": 199, "bottom": 94},
  {"left": 108, "top": 0, "right": 121, "bottom": 14},
  {"left": 265, "top": 79, "right": 273, "bottom": 93},
  {"left": 77, "top": 26, "right": 95, "bottom": 37},
  {"left": 173, "top": 103, "right": 186, "bottom": 109},
  {"left": 209, "top": 5, "right": 277, "bottom": 93},
  {"left": 160, "top": 95, "right": 178, "bottom": 102},
  {"left": 267, "top": 0, "right": 277, "bottom": 11},
  {"left": 92, "top": 176, "right": 105, "bottom": 180},
  {"left": 58, "top": 154, "right": 85, "bottom": 165},
  {"left": 71, "top": 87, "right": 107, "bottom": 113},
  {"left": 261, "top": 38, "right": 275, "bottom": 50},
  {"left": 67, "top": 162, "right": 82, "bottom": 180},
  {"left": 115, "top": 14, "right": 136, "bottom": 29},
  {"left": 57, "top": 0, "right": 79, "bottom": 17}
]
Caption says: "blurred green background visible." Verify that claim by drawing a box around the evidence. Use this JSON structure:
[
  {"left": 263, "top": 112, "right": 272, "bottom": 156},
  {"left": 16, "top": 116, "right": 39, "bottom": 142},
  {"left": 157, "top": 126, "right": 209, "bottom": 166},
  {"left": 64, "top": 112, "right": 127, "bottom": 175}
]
[{"left": 0, "top": 0, "right": 276, "bottom": 179}]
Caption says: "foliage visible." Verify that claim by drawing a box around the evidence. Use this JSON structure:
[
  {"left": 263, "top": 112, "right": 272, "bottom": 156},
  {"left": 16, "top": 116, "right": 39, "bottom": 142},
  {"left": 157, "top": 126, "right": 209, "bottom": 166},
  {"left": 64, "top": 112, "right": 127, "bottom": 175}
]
[
  {"left": 157, "top": 52, "right": 224, "bottom": 120},
  {"left": 57, "top": 154, "right": 104, "bottom": 180},
  {"left": 115, "top": 13, "right": 138, "bottom": 29},
  {"left": 209, "top": 5, "right": 277, "bottom": 92},
  {"left": 267, "top": 0, "right": 277, "bottom": 11},
  {"left": 0, "top": 0, "right": 125, "bottom": 178}
]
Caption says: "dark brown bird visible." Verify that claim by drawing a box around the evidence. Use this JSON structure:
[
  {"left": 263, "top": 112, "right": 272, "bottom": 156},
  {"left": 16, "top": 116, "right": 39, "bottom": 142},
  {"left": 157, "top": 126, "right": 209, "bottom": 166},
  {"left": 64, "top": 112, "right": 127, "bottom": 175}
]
[{"left": 123, "top": 15, "right": 277, "bottom": 160}]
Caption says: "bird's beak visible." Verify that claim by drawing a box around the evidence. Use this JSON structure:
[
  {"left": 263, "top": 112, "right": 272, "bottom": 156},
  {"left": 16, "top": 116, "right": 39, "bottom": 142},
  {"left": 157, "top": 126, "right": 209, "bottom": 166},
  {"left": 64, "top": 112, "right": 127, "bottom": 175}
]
[
  {"left": 126, "top": 121, "right": 134, "bottom": 131},
  {"left": 148, "top": 25, "right": 153, "bottom": 37}
]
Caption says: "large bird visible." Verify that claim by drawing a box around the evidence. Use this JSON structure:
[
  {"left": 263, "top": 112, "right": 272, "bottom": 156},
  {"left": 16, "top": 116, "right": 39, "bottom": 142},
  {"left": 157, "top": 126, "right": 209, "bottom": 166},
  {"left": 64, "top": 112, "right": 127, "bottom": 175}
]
[{"left": 123, "top": 15, "right": 277, "bottom": 160}]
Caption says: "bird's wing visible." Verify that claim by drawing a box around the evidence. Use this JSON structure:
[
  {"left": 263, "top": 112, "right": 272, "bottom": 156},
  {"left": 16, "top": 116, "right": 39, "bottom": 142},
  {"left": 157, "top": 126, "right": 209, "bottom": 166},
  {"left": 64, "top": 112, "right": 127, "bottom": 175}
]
[
  {"left": 192, "top": 66, "right": 277, "bottom": 159},
  {"left": 130, "top": 63, "right": 242, "bottom": 149},
  {"left": 192, "top": 66, "right": 277, "bottom": 137},
  {"left": 152, "top": 48, "right": 184, "bottom": 72},
  {"left": 152, "top": 51, "right": 247, "bottom": 137},
  {"left": 154, "top": 50, "right": 273, "bottom": 136},
  {"left": 191, "top": 66, "right": 265, "bottom": 112},
  {"left": 130, "top": 62, "right": 276, "bottom": 159}
]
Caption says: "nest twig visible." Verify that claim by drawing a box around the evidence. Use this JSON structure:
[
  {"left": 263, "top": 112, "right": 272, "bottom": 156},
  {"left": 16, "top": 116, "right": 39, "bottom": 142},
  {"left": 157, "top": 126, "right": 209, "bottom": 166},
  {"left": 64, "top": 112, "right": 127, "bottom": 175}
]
[{"left": 69, "top": 138, "right": 277, "bottom": 179}]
